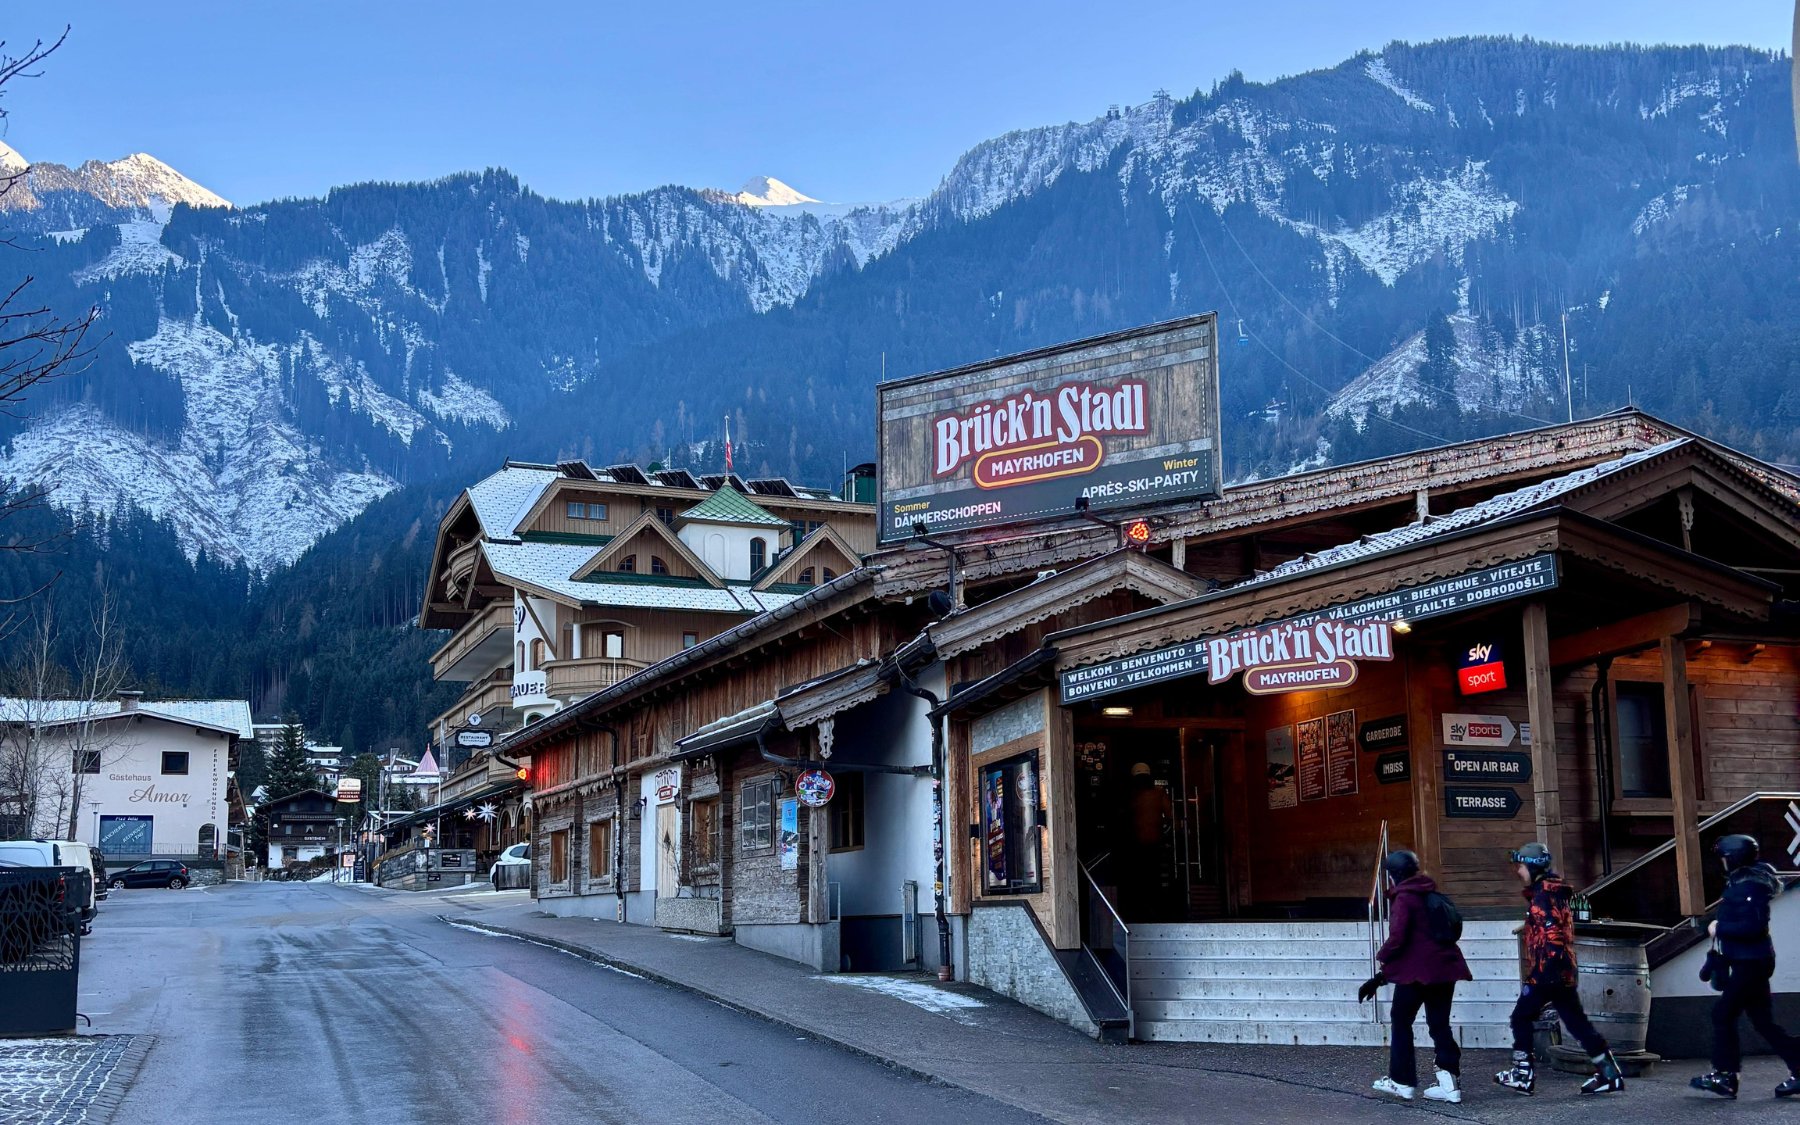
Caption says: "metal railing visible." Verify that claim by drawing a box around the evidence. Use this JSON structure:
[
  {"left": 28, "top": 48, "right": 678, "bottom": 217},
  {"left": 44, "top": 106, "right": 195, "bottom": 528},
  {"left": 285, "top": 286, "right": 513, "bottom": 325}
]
[
  {"left": 1583, "top": 791, "right": 1800, "bottom": 927},
  {"left": 1365, "top": 819, "right": 1390, "bottom": 1025},
  {"left": 1079, "top": 853, "right": 1132, "bottom": 1033}
]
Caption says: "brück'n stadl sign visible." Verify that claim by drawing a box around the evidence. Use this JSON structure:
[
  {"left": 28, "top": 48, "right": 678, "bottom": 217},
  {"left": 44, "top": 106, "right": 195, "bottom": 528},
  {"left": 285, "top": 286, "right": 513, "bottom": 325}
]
[
  {"left": 1061, "top": 555, "right": 1559, "bottom": 703},
  {"left": 876, "top": 314, "right": 1221, "bottom": 543}
]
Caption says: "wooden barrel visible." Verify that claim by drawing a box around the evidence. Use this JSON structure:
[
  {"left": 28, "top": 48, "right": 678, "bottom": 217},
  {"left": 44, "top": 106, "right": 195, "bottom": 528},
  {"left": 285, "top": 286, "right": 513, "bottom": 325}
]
[{"left": 1570, "top": 931, "right": 1652, "bottom": 1055}]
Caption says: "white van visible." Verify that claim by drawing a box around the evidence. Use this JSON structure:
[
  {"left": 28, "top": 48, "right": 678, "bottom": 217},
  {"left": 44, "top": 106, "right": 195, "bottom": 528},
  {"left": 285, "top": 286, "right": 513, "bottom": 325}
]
[{"left": 0, "top": 839, "right": 98, "bottom": 924}]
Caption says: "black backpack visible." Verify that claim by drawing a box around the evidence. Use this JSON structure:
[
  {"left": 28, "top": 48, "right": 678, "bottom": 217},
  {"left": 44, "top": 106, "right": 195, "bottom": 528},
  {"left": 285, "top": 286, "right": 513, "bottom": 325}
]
[{"left": 1423, "top": 890, "right": 1463, "bottom": 945}]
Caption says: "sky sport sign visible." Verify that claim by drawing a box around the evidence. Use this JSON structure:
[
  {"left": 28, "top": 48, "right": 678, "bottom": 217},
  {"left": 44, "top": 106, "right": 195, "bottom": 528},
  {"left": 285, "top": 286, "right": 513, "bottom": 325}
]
[
  {"left": 876, "top": 314, "right": 1221, "bottom": 544},
  {"left": 1060, "top": 554, "right": 1559, "bottom": 704}
]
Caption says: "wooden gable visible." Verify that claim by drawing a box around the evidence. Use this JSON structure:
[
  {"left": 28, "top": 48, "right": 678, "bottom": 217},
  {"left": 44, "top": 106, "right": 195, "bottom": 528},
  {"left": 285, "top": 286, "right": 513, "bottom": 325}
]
[
  {"left": 571, "top": 512, "right": 721, "bottom": 586},
  {"left": 755, "top": 525, "right": 861, "bottom": 590}
]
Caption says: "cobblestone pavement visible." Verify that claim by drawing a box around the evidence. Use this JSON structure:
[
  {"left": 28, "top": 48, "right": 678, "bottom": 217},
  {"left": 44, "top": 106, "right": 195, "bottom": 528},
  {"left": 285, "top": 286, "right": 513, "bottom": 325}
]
[{"left": 0, "top": 1035, "right": 148, "bottom": 1125}]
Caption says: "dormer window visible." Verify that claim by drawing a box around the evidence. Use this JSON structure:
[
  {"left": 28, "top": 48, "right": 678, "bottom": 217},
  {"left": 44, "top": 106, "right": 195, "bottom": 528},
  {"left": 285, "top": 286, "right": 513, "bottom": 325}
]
[
  {"left": 650, "top": 556, "right": 669, "bottom": 575},
  {"left": 567, "top": 501, "right": 608, "bottom": 521},
  {"left": 821, "top": 568, "right": 837, "bottom": 582},
  {"left": 799, "top": 567, "right": 815, "bottom": 585},
  {"left": 750, "top": 538, "right": 767, "bottom": 572},
  {"left": 618, "top": 555, "right": 636, "bottom": 573}
]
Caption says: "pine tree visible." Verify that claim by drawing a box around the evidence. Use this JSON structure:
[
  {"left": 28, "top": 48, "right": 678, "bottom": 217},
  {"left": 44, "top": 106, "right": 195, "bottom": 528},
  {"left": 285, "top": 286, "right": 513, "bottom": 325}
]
[
  {"left": 265, "top": 715, "right": 317, "bottom": 800},
  {"left": 1420, "top": 310, "right": 1458, "bottom": 402}
]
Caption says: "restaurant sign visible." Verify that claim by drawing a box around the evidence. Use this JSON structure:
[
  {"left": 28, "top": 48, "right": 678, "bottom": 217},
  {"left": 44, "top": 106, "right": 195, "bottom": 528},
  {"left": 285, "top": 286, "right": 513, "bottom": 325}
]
[
  {"left": 1444, "top": 786, "right": 1523, "bottom": 819},
  {"left": 1061, "top": 554, "right": 1559, "bottom": 704},
  {"left": 876, "top": 314, "right": 1221, "bottom": 543},
  {"left": 1212, "top": 618, "right": 1394, "bottom": 695}
]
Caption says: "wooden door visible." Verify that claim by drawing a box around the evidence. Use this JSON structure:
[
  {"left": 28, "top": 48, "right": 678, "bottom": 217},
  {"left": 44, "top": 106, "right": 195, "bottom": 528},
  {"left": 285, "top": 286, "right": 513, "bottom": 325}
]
[{"left": 656, "top": 803, "right": 680, "bottom": 897}]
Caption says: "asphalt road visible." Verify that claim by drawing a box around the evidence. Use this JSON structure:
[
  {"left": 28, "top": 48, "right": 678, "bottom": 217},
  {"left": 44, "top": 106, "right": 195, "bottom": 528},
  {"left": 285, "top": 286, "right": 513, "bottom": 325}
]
[{"left": 78, "top": 881, "right": 1050, "bottom": 1124}]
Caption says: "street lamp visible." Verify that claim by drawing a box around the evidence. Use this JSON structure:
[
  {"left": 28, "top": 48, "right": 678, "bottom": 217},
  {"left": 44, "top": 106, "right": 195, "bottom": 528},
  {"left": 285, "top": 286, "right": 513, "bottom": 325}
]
[{"left": 334, "top": 816, "right": 345, "bottom": 883}]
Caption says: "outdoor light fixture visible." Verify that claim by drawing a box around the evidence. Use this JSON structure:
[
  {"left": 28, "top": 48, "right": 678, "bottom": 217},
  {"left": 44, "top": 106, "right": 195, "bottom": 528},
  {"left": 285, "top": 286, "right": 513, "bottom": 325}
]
[
  {"left": 1101, "top": 705, "right": 1134, "bottom": 717},
  {"left": 1391, "top": 619, "right": 1412, "bottom": 635}
]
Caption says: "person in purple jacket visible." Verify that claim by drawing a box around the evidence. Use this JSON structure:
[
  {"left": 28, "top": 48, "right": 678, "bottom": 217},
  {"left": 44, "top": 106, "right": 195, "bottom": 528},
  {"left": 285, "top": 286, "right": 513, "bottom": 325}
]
[{"left": 1359, "top": 849, "right": 1473, "bottom": 1103}]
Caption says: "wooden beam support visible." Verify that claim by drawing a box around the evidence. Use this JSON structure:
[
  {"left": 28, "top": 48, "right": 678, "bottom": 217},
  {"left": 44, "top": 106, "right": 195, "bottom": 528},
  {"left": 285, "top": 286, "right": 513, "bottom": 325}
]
[
  {"left": 1404, "top": 648, "right": 1445, "bottom": 877},
  {"left": 1662, "top": 635, "right": 1706, "bottom": 916},
  {"left": 1522, "top": 603, "right": 1565, "bottom": 869},
  {"left": 1171, "top": 536, "right": 1188, "bottom": 571},
  {"left": 1548, "top": 603, "right": 1698, "bottom": 668}
]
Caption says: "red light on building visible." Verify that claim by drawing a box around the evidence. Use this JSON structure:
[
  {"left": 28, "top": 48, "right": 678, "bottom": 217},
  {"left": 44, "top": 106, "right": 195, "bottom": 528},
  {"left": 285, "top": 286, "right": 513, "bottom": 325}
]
[
  {"left": 514, "top": 766, "right": 530, "bottom": 782},
  {"left": 1124, "top": 520, "right": 1151, "bottom": 546}
]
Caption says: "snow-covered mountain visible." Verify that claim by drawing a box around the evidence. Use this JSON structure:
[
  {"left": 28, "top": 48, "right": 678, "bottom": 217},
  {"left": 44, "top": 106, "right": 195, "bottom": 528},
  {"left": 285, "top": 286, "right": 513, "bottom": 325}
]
[
  {"left": 2, "top": 37, "right": 1793, "bottom": 573},
  {"left": 0, "top": 141, "right": 230, "bottom": 226}
]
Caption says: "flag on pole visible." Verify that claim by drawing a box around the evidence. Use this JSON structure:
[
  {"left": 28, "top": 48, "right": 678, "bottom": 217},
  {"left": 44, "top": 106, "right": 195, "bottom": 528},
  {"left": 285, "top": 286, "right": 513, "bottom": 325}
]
[{"left": 724, "top": 415, "right": 733, "bottom": 473}]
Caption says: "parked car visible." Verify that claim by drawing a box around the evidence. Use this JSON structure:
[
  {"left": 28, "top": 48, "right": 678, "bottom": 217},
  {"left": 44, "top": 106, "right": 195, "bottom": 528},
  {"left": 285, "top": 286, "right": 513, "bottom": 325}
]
[
  {"left": 108, "top": 860, "right": 190, "bottom": 890},
  {"left": 489, "top": 843, "right": 530, "bottom": 889},
  {"left": 0, "top": 840, "right": 95, "bottom": 925}
]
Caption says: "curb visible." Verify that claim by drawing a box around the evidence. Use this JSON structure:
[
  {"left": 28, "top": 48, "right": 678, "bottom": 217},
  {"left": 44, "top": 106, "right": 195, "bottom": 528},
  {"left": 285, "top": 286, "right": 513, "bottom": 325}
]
[{"left": 439, "top": 917, "right": 959, "bottom": 1091}]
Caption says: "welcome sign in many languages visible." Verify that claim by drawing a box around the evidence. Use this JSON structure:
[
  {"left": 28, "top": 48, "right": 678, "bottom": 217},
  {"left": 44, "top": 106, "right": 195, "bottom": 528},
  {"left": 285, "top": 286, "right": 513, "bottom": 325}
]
[{"left": 1060, "top": 554, "right": 1559, "bottom": 703}]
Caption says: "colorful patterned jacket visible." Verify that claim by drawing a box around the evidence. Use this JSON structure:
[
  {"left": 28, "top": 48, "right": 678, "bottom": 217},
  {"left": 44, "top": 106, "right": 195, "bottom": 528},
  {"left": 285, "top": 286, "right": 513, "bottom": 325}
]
[{"left": 1520, "top": 874, "right": 1578, "bottom": 987}]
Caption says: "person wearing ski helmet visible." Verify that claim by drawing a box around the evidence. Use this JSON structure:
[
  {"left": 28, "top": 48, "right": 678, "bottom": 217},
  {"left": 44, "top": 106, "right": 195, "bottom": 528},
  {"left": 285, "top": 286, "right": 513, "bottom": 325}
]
[
  {"left": 1493, "top": 842, "right": 1626, "bottom": 1096},
  {"left": 1690, "top": 834, "right": 1800, "bottom": 1100},
  {"left": 1360, "top": 849, "right": 1472, "bottom": 1103}
]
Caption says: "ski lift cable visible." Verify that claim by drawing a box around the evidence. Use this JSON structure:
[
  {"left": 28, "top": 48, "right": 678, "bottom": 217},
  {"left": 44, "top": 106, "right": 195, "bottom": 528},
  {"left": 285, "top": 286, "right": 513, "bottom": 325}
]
[
  {"left": 1216, "top": 215, "right": 1382, "bottom": 365},
  {"left": 1184, "top": 207, "right": 1450, "bottom": 447}
]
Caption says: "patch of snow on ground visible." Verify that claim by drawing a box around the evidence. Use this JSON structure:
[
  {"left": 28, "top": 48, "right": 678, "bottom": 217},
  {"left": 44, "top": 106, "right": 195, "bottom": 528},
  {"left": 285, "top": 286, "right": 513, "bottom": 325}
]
[
  {"left": 1326, "top": 312, "right": 1557, "bottom": 425},
  {"left": 73, "top": 219, "right": 182, "bottom": 282},
  {"left": 1317, "top": 161, "right": 1516, "bottom": 286},
  {"left": 1364, "top": 57, "right": 1435, "bottom": 113},
  {"left": 417, "top": 368, "right": 510, "bottom": 429},
  {"left": 1632, "top": 185, "right": 1693, "bottom": 236},
  {"left": 820, "top": 975, "right": 988, "bottom": 1024},
  {"left": 1642, "top": 78, "right": 1721, "bottom": 119}
]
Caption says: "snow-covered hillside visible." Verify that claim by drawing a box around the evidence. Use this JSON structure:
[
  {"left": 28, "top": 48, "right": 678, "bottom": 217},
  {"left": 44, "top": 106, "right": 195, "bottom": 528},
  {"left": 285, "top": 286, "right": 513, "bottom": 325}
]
[
  {"left": 1, "top": 39, "right": 1783, "bottom": 571},
  {"left": 1326, "top": 311, "right": 1560, "bottom": 425}
]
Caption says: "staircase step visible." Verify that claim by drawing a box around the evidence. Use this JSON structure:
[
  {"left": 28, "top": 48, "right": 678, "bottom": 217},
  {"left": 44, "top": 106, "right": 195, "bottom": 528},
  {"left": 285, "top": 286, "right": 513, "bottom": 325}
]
[
  {"left": 1129, "top": 976, "right": 1525, "bottom": 1004},
  {"left": 1136, "top": 1019, "right": 1516, "bottom": 1047},
  {"left": 1130, "top": 956, "right": 1520, "bottom": 981}
]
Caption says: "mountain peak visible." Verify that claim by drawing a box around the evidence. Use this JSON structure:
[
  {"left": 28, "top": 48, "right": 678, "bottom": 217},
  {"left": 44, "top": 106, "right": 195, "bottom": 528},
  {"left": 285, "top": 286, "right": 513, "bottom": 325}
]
[
  {"left": 734, "top": 176, "right": 820, "bottom": 207},
  {"left": 0, "top": 141, "right": 25, "bottom": 174}
]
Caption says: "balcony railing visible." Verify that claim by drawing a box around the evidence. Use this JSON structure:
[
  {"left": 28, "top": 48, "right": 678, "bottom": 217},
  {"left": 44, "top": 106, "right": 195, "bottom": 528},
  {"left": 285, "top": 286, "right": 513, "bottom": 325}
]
[
  {"left": 431, "top": 671, "right": 515, "bottom": 740},
  {"left": 430, "top": 601, "right": 513, "bottom": 682},
  {"left": 545, "top": 656, "right": 648, "bottom": 697}
]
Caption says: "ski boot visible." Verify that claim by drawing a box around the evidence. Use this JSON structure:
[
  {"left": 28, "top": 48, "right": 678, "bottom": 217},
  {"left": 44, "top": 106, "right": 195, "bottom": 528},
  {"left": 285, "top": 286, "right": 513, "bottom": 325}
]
[
  {"left": 1494, "top": 1051, "right": 1536, "bottom": 1095},
  {"left": 1370, "top": 1077, "right": 1415, "bottom": 1100},
  {"left": 1422, "top": 1069, "right": 1461, "bottom": 1104},
  {"left": 1580, "top": 1051, "right": 1626, "bottom": 1095},
  {"left": 1689, "top": 1070, "right": 1738, "bottom": 1099},
  {"left": 1776, "top": 1074, "right": 1800, "bottom": 1098}
]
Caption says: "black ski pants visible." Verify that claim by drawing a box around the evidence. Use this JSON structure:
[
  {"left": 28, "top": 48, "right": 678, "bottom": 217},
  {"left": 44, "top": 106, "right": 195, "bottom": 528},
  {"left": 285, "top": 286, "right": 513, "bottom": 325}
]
[
  {"left": 1389, "top": 981, "right": 1460, "bottom": 1086},
  {"left": 1509, "top": 981, "right": 1608, "bottom": 1058},
  {"left": 1712, "top": 958, "right": 1800, "bottom": 1074}
]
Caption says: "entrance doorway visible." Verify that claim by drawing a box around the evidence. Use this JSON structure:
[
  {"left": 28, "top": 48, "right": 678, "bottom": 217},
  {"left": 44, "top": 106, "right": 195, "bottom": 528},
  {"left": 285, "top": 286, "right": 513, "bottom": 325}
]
[{"left": 1075, "top": 724, "right": 1240, "bottom": 922}]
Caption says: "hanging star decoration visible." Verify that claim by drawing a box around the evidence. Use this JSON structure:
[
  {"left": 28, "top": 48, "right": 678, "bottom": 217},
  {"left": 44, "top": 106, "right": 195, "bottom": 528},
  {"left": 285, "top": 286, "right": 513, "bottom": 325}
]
[
  {"left": 476, "top": 802, "right": 499, "bottom": 823},
  {"left": 462, "top": 806, "right": 479, "bottom": 820}
]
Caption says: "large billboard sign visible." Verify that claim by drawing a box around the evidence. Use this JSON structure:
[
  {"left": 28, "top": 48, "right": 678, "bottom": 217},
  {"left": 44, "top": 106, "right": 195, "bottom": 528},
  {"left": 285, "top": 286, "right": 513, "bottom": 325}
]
[{"left": 876, "top": 313, "right": 1221, "bottom": 544}]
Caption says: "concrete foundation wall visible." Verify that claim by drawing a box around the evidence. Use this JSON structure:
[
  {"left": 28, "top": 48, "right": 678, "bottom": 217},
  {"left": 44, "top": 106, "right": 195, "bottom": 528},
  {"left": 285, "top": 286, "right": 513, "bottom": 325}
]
[
  {"left": 656, "top": 895, "right": 726, "bottom": 935},
  {"left": 966, "top": 902, "right": 1097, "bottom": 1037},
  {"left": 736, "top": 920, "right": 840, "bottom": 973}
]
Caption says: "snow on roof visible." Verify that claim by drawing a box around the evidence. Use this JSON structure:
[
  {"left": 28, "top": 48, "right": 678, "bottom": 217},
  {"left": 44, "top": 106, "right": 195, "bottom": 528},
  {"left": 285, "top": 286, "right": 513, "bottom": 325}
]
[
  {"left": 1243, "top": 439, "right": 1690, "bottom": 590},
  {"left": 679, "top": 487, "right": 790, "bottom": 527},
  {"left": 481, "top": 540, "right": 804, "bottom": 615},
  {"left": 0, "top": 697, "right": 254, "bottom": 739},
  {"left": 466, "top": 464, "right": 561, "bottom": 540}
]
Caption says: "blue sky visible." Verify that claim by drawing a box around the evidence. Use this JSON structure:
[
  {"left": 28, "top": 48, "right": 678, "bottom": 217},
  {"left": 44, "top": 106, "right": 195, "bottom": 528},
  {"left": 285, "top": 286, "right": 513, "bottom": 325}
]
[{"left": 2, "top": 1, "right": 1788, "bottom": 206}]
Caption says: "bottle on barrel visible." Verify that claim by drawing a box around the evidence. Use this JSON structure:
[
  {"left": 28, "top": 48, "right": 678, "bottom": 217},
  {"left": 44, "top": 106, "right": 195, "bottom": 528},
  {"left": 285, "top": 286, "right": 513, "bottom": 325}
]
[{"left": 1572, "top": 892, "right": 1592, "bottom": 923}]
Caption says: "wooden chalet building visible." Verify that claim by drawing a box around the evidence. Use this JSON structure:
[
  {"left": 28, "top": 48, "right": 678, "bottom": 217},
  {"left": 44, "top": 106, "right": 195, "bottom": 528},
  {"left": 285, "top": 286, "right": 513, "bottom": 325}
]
[
  {"left": 475, "top": 316, "right": 1800, "bottom": 1051},
  {"left": 418, "top": 458, "right": 874, "bottom": 761}
]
